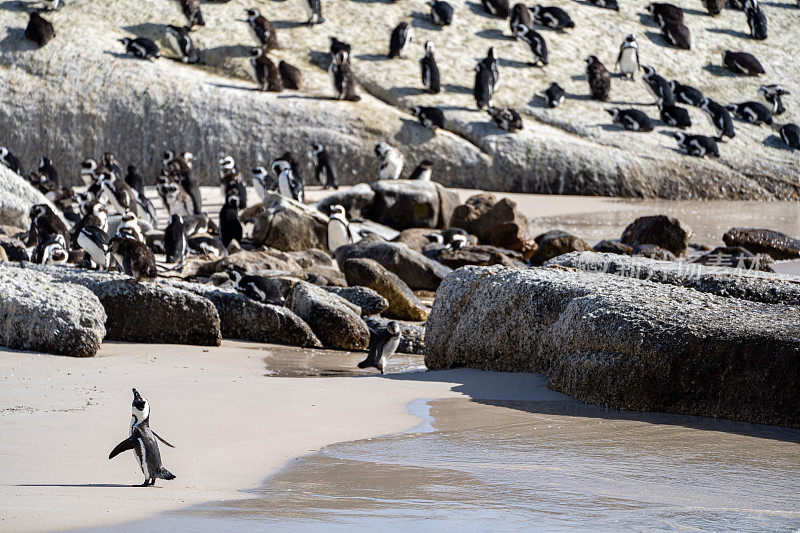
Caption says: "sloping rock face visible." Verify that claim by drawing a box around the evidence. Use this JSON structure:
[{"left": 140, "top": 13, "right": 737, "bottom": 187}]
[
  {"left": 723, "top": 228, "right": 800, "bottom": 260},
  {"left": 252, "top": 193, "right": 329, "bottom": 252},
  {"left": 0, "top": 265, "right": 106, "bottom": 356},
  {"left": 315, "top": 184, "right": 376, "bottom": 219},
  {"left": 425, "top": 265, "right": 800, "bottom": 427},
  {"left": 343, "top": 258, "right": 428, "bottom": 321},
  {"left": 547, "top": 252, "right": 800, "bottom": 306},
  {"left": 0, "top": 167, "right": 62, "bottom": 228},
  {"left": 287, "top": 281, "right": 370, "bottom": 350}
]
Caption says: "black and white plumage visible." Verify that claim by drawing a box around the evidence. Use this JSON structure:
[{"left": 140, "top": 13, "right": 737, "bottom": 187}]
[
  {"left": 544, "top": 82, "right": 565, "bottom": 107},
  {"left": 408, "top": 160, "right": 434, "bottom": 181},
  {"left": 177, "top": 0, "right": 205, "bottom": 27},
  {"left": 302, "top": 0, "right": 325, "bottom": 26},
  {"left": 43, "top": 0, "right": 65, "bottom": 11},
  {"left": 119, "top": 37, "right": 160, "bottom": 60},
  {"left": 219, "top": 156, "right": 248, "bottom": 207},
  {"left": 587, "top": 0, "right": 618, "bottom": 9},
  {"left": 327, "top": 204, "right": 351, "bottom": 252},
  {"left": 420, "top": 41, "right": 441, "bottom": 94},
  {"left": 25, "top": 12, "right": 55, "bottom": 47},
  {"left": 482, "top": 0, "right": 510, "bottom": 18},
  {"left": 729, "top": 0, "right": 747, "bottom": 9},
  {"left": 187, "top": 235, "right": 227, "bottom": 258},
  {"left": 667, "top": 132, "right": 719, "bottom": 157},
  {"left": 642, "top": 66, "right": 675, "bottom": 106},
  {"left": 586, "top": 56, "right": 611, "bottom": 101},
  {"left": 108, "top": 389, "right": 175, "bottom": 487},
  {"left": 108, "top": 236, "right": 156, "bottom": 280},
  {"left": 616, "top": 34, "right": 640, "bottom": 80},
  {"left": 181, "top": 213, "right": 213, "bottom": 236},
  {"left": 165, "top": 25, "right": 200, "bottom": 63},
  {"left": 509, "top": 3, "right": 533, "bottom": 37},
  {"left": 428, "top": 0, "right": 454, "bottom": 25},
  {"left": 745, "top": 0, "right": 767, "bottom": 40},
  {"left": 658, "top": 103, "right": 691, "bottom": 129},
  {"left": 227, "top": 268, "right": 285, "bottom": 305},
  {"left": 669, "top": 80, "right": 704, "bottom": 106},
  {"left": 117, "top": 211, "right": 145, "bottom": 243},
  {"left": 607, "top": 108, "right": 654, "bottom": 132},
  {"left": 249, "top": 47, "right": 283, "bottom": 92},
  {"left": 163, "top": 182, "right": 194, "bottom": 217},
  {"left": 780, "top": 124, "right": 800, "bottom": 151},
  {"left": 375, "top": 142, "right": 404, "bottom": 180},
  {"left": 358, "top": 321, "right": 402, "bottom": 374},
  {"left": 481, "top": 47, "right": 500, "bottom": 92},
  {"left": 488, "top": 106, "right": 523, "bottom": 132},
  {"left": 726, "top": 101, "right": 772, "bottom": 126},
  {"left": 515, "top": 24, "right": 548, "bottom": 66},
  {"left": 244, "top": 8, "right": 279, "bottom": 50},
  {"left": 329, "top": 37, "right": 351, "bottom": 61},
  {"left": 474, "top": 61, "right": 494, "bottom": 109},
  {"left": 219, "top": 195, "right": 243, "bottom": 248},
  {"left": 251, "top": 166, "right": 272, "bottom": 201},
  {"left": 38, "top": 157, "right": 58, "bottom": 186},
  {"left": 647, "top": 3, "right": 684, "bottom": 26},
  {"left": 329, "top": 50, "right": 360, "bottom": 101},
  {"left": 33, "top": 233, "right": 69, "bottom": 265},
  {"left": 77, "top": 225, "right": 109, "bottom": 269},
  {"left": 100, "top": 172, "right": 138, "bottom": 215},
  {"left": 530, "top": 5, "right": 574, "bottom": 29},
  {"left": 124, "top": 165, "right": 144, "bottom": 198},
  {"left": 29, "top": 203, "right": 70, "bottom": 248},
  {"left": 164, "top": 214, "right": 187, "bottom": 264},
  {"left": 700, "top": 98, "right": 736, "bottom": 141},
  {"left": 658, "top": 20, "right": 691, "bottom": 50},
  {"left": 72, "top": 199, "right": 109, "bottom": 245},
  {"left": 389, "top": 22, "right": 413, "bottom": 59},
  {"left": 271, "top": 153, "right": 305, "bottom": 202},
  {"left": 279, "top": 61, "right": 302, "bottom": 90},
  {"left": 312, "top": 143, "right": 338, "bottom": 189},
  {"left": 722, "top": 51, "right": 764, "bottom": 76},
  {"left": 759, "top": 85, "right": 789, "bottom": 115},
  {"left": 0, "top": 146, "right": 23, "bottom": 175},
  {"left": 427, "top": 227, "right": 470, "bottom": 250},
  {"left": 411, "top": 106, "right": 445, "bottom": 129}
]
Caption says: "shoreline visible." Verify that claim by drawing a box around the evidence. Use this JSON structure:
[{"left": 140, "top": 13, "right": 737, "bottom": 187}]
[{"left": 0, "top": 341, "right": 548, "bottom": 532}]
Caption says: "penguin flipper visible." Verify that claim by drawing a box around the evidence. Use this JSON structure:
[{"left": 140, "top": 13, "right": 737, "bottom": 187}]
[
  {"left": 152, "top": 430, "right": 175, "bottom": 448},
  {"left": 108, "top": 437, "right": 136, "bottom": 459}
]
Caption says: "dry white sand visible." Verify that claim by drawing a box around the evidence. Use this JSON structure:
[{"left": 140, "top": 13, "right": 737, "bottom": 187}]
[{"left": 0, "top": 341, "right": 552, "bottom": 532}]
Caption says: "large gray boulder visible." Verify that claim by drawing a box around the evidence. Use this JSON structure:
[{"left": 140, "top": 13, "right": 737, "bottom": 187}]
[
  {"left": 0, "top": 265, "right": 106, "bottom": 357},
  {"left": 251, "top": 192, "right": 329, "bottom": 252},
  {"left": 367, "top": 180, "right": 459, "bottom": 230},
  {"left": 335, "top": 235, "right": 452, "bottom": 291},
  {"left": 425, "top": 265, "right": 800, "bottom": 427},
  {"left": 723, "top": 228, "right": 800, "bottom": 260},
  {"left": 343, "top": 258, "right": 429, "bottom": 321},
  {"left": 315, "top": 183, "right": 376, "bottom": 219},
  {"left": 287, "top": 281, "right": 370, "bottom": 350}
]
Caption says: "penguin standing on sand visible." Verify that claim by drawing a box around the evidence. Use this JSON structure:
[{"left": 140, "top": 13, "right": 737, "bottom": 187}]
[
  {"left": 726, "top": 101, "right": 772, "bottom": 126},
  {"left": 327, "top": 204, "right": 351, "bottom": 252},
  {"left": 177, "top": 0, "right": 205, "bottom": 27},
  {"left": 329, "top": 37, "right": 351, "bottom": 60},
  {"left": 329, "top": 50, "right": 360, "bottom": 101},
  {"left": 544, "top": 82, "right": 565, "bottom": 107},
  {"left": 411, "top": 106, "right": 445, "bottom": 129},
  {"left": 420, "top": 41, "right": 441, "bottom": 94},
  {"left": 244, "top": 8, "right": 279, "bottom": 50},
  {"left": 0, "top": 146, "right": 23, "bottom": 175},
  {"left": 25, "top": 11, "right": 55, "bottom": 47},
  {"left": 358, "top": 321, "right": 402, "bottom": 375},
  {"left": 302, "top": 0, "right": 324, "bottom": 25},
  {"left": 119, "top": 37, "right": 160, "bottom": 60},
  {"left": 745, "top": 0, "right": 767, "bottom": 40},
  {"left": 165, "top": 25, "right": 200, "bottom": 63},
  {"left": 108, "top": 388, "right": 175, "bottom": 487},
  {"left": 488, "top": 106, "right": 523, "bottom": 131},
  {"left": 164, "top": 214, "right": 187, "bottom": 263},
  {"left": 616, "top": 34, "right": 639, "bottom": 80},
  {"left": 389, "top": 22, "right": 413, "bottom": 59},
  {"left": 428, "top": 0, "right": 454, "bottom": 25},
  {"left": 700, "top": 98, "right": 735, "bottom": 141},
  {"left": 759, "top": 85, "right": 789, "bottom": 115},
  {"left": 666, "top": 132, "right": 719, "bottom": 157},
  {"left": 642, "top": 65, "right": 675, "bottom": 106},
  {"left": 375, "top": 143, "right": 404, "bottom": 180},
  {"left": 474, "top": 61, "right": 494, "bottom": 109},
  {"left": 408, "top": 160, "right": 434, "bottom": 180},
  {"left": 312, "top": 143, "right": 338, "bottom": 189},
  {"left": 272, "top": 152, "right": 305, "bottom": 202},
  {"left": 586, "top": 56, "right": 611, "bottom": 101},
  {"left": 219, "top": 195, "right": 243, "bottom": 247},
  {"left": 108, "top": 236, "right": 156, "bottom": 280},
  {"left": 250, "top": 47, "right": 283, "bottom": 92}
]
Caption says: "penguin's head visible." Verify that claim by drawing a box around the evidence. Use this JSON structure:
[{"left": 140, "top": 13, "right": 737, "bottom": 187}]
[
  {"left": 226, "top": 194, "right": 241, "bottom": 209},
  {"left": 80, "top": 158, "right": 98, "bottom": 176},
  {"left": 721, "top": 51, "right": 731, "bottom": 64},
  {"left": 486, "top": 46, "right": 496, "bottom": 60},
  {"left": 311, "top": 142, "right": 324, "bottom": 155},
  {"left": 425, "top": 232, "right": 444, "bottom": 244},
  {"left": 219, "top": 155, "right": 235, "bottom": 171},
  {"left": 585, "top": 55, "right": 598, "bottom": 66},
  {"left": 38, "top": 157, "right": 50, "bottom": 170},
  {"left": 249, "top": 46, "right": 263, "bottom": 58},
  {"left": 251, "top": 166, "right": 269, "bottom": 183},
  {"left": 170, "top": 214, "right": 183, "bottom": 225},
  {"left": 606, "top": 108, "right": 620, "bottom": 119},
  {"left": 665, "top": 131, "right": 685, "bottom": 142},
  {"left": 245, "top": 8, "right": 260, "bottom": 20},
  {"left": 374, "top": 143, "right": 388, "bottom": 158},
  {"left": 725, "top": 104, "right": 738, "bottom": 114},
  {"left": 330, "top": 204, "right": 346, "bottom": 218},
  {"left": 271, "top": 159, "right": 291, "bottom": 177},
  {"left": 102, "top": 152, "right": 117, "bottom": 167},
  {"left": 410, "top": 105, "right": 422, "bottom": 119},
  {"left": 131, "top": 388, "right": 149, "bottom": 424},
  {"left": 646, "top": 3, "right": 656, "bottom": 14},
  {"left": 624, "top": 34, "right": 636, "bottom": 43},
  {"left": 418, "top": 159, "right": 433, "bottom": 170},
  {"left": 118, "top": 38, "right": 131, "bottom": 46},
  {"left": 226, "top": 265, "right": 245, "bottom": 284},
  {"left": 641, "top": 65, "right": 655, "bottom": 77},
  {"left": 529, "top": 4, "right": 541, "bottom": 16},
  {"left": 30, "top": 204, "right": 47, "bottom": 220},
  {"left": 0, "top": 146, "right": 8, "bottom": 159},
  {"left": 181, "top": 152, "right": 194, "bottom": 168},
  {"left": 386, "top": 321, "right": 401, "bottom": 337},
  {"left": 163, "top": 149, "right": 175, "bottom": 166},
  {"left": 699, "top": 97, "right": 710, "bottom": 110}
]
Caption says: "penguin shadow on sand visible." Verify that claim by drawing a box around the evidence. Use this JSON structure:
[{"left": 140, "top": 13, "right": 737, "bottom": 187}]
[
  {"left": 0, "top": 28, "right": 35, "bottom": 51},
  {"left": 475, "top": 28, "right": 515, "bottom": 41},
  {"left": 350, "top": 0, "right": 394, "bottom": 4},
  {"left": 761, "top": 1, "right": 798, "bottom": 8},
  {"left": 354, "top": 53, "right": 392, "bottom": 62},
  {"left": 636, "top": 13, "right": 658, "bottom": 28},
  {"left": 644, "top": 31, "right": 676, "bottom": 48},
  {"left": 0, "top": 0, "right": 33, "bottom": 11},
  {"left": 465, "top": 1, "right": 496, "bottom": 18},
  {"left": 273, "top": 19, "right": 307, "bottom": 29},
  {"left": 411, "top": 11, "right": 441, "bottom": 30},
  {"left": 682, "top": 7, "right": 709, "bottom": 15},
  {"left": 442, "top": 84, "right": 472, "bottom": 95},
  {"left": 15, "top": 483, "right": 140, "bottom": 488},
  {"left": 702, "top": 63, "right": 738, "bottom": 77},
  {"left": 308, "top": 50, "right": 331, "bottom": 70},
  {"left": 706, "top": 27, "right": 752, "bottom": 39},
  {"left": 763, "top": 134, "right": 791, "bottom": 149},
  {"left": 498, "top": 57, "right": 531, "bottom": 69},
  {"left": 394, "top": 86, "right": 429, "bottom": 97}
]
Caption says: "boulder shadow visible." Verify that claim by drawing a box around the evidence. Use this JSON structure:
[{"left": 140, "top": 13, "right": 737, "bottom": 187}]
[
  {"left": 273, "top": 19, "right": 307, "bottom": 29},
  {"left": 411, "top": 11, "right": 440, "bottom": 30},
  {"left": 394, "top": 86, "right": 429, "bottom": 97},
  {"left": 475, "top": 28, "right": 515, "bottom": 40},
  {"left": 702, "top": 63, "right": 737, "bottom": 77},
  {"left": 442, "top": 84, "right": 472, "bottom": 95},
  {"left": 498, "top": 57, "right": 532, "bottom": 68},
  {"left": 0, "top": 0, "right": 32, "bottom": 11},
  {"left": 706, "top": 27, "right": 751, "bottom": 39},
  {"left": 0, "top": 29, "right": 36, "bottom": 51},
  {"left": 396, "top": 118, "right": 437, "bottom": 145},
  {"left": 122, "top": 23, "right": 169, "bottom": 40}
]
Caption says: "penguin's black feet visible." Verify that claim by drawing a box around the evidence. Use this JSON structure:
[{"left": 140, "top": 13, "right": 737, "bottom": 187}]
[{"left": 140, "top": 480, "right": 150, "bottom": 487}]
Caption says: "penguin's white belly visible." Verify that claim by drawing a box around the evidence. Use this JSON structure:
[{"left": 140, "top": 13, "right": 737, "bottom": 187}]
[
  {"left": 78, "top": 233, "right": 107, "bottom": 268},
  {"left": 619, "top": 49, "right": 637, "bottom": 73},
  {"left": 278, "top": 173, "right": 293, "bottom": 199},
  {"left": 327, "top": 219, "right": 350, "bottom": 252},
  {"left": 137, "top": 438, "right": 149, "bottom": 477},
  {"left": 166, "top": 32, "right": 182, "bottom": 56},
  {"left": 417, "top": 168, "right": 432, "bottom": 181}
]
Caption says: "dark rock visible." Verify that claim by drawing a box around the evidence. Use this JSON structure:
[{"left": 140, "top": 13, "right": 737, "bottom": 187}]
[
  {"left": 342, "top": 258, "right": 429, "bottom": 321},
  {"left": 315, "top": 183, "right": 376, "bottom": 219},
  {"left": 0, "top": 235, "right": 28, "bottom": 261},
  {"left": 193, "top": 249, "right": 304, "bottom": 277},
  {"left": 620, "top": 215, "right": 693, "bottom": 256},
  {"left": 0, "top": 264, "right": 106, "bottom": 357},
  {"left": 323, "top": 286, "right": 389, "bottom": 315},
  {"left": 530, "top": 230, "right": 592, "bottom": 265},
  {"left": 450, "top": 192, "right": 497, "bottom": 231},
  {"left": 287, "top": 281, "right": 370, "bottom": 350},
  {"left": 723, "top": 227, "right": 800, "bottom": 260},
  {"left": 424, "top": 243, "right": 526, "bottom": 268},
  {"left": 632, "top": 244, "right": 676, "bottom": 261},
  {"left": 425, "top": 264, "right": 800, "bottom": 427},
  {"left": 252, "top": 192, "right": 328, "bottom": 251},
  {"left": 593, "top": 239, "right": 633, "bottom": 255},
  {"left": 451, "top": 194, "right": 535, "bottom": 259},
  {"left": 335, "top": 235, "right": 452, "bottom": 291},
  {"left": 364, "top": 316, "right": 425, "bottom": 355},
  {"left": 368, "top": 180, "right": 443, "bottom": 230},
  {"left": 693, "top": 246, "right": 774, "bottom": 272}
]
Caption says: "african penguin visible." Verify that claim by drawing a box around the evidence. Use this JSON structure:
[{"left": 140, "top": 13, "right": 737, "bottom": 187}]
[
  {"left": 666, "top": 132, "right": 719, "bottom": 158},
  {"left": 670, "top": 80, "right": 704, "bottom": 106},
  {"left": 251, "top": 166, "right": 272, "bottom": 201},
  {"left": 177, "top": 0, "right": 205, "bottom": 27},
  {"left": 482, "top": 47, "right": 500, "bottom": 91},
  {"left": 744, "top": 0, "right": 767, "bottom": 40},
  {"left": 279, "top": 61, "right": 302, "bottom": 89},
  {"left": 648, "top": 3, "right": 683, "bottom": 25},
  {"left": 245, "top": 8, "right": 279, "bottom": 50},
  {"left": 530, "top": 5, "right": 574, "bottom": 29},
  {"left": 0, "top": 146, "right": 23, "bottom": 175},
  {"left": 607, "top": 108, "right": 654, "bottom": 132},
  {"left": 389, "top": 22, "right": 413, "bottom": 59},
  {"left": 704, "top": 0, "right": 725, "bottom": 14},
  {"left": 658, "top": 19, "right": 691, "bottom": 50},
  {"left": 25, "top": 12, "right": 55, "bottom": 47},
  {"left": 219, "top": 196, "right": 243, "bottom": 247},
  {"left": 759, "top": 84, "right": 790, "bottom": 115},
  {"left": 28, "top": 203, "right": 69, "bottom": 249},
  {"left": 658, "top": 103, "right": 691, "bottom": 129},
  {"left": 329, "top": 37, "right": 351, "bottom": 61},
  {"left": 420, "top": 41, "right": 441, "bottom": 94},
  {"left": 117, "top": 211, "right": 145, "bottom": 243},
  {"left": 163, "top": 182, "right": 195, "bottom": 217},
  {"left": 642, "top": 66, "right": 675, "bottom": 106},
  {"left": 375, "top": 143, "right": 404, "bottom": 180},
  {"left": 43, "top": 0, "right": 64, "bottom": 10},
  {"left": 165, "top": 25, "right": 200, "bottom": 63},
  {"left": 488, "top": 106, "right": 523, "bottom": 132},
  {"left": 124, "top": 165, "right": 144, "bottom": 198},
  {"left": 780, "top": 124, "right": 800, "bottom": 151},
  {"left": 327, "top": 204, "right": 351, "bottom": 252},
  {"left": 515, "top": 24, "right": 548, "bottom": 66},
  {"left": 272, "top": 152, "right": 305, "bottom": 202},
  {"left": 408, "top": 160, "right": 434, "bottom": 180},
  {"left": 544, "top": 82, "right": 565, "bottom": 107},
  {"left": 587, "top": 0, "right": 618, "bottom": 9},
  {"left": 77, "top": 225, "right": 109, "bottom": 270},
  {"left": 108, "top": 388, "right": 175, "bottom": 487},
  {"left": 358, "top": 321, "right": 402, "bottom": 375},
  {"left": 311, "top": 143, "right": 338, "bottom": 189},
  {"left": 38, "top": 157, "right": 58, "bottom": 186},
  {"left": 726, "top": 101, "right": 772, "bottom": 126},
  {"left": 329, "top": 50, "right": 360, "bottom": 101},
  {"left": 509, "top": 3, "right": 533, "bottom": 38},
  {"left": 227, "top": 267, "right": 285, "bottom": 305},
  {"left": 303, "top": 0, "right": 324, "bottom": 26},
  {"left": 474, "top": 61, "right": 494, "bottom": 109},
  {"left": 428, "top": 0, "right": 454, "bottom": 25},
  {"left": 482, "top": 0, "right": 510, "bottom": 18},
  {"left": 411, "top": 106, "right": 445, "bottom": 130},
  {"left": 428, "top": 227, "right": 470, "bottom": 250},
  {"left": 188, "top": 235, "right": 227, "bottom": 259},
  {"left": 722, "top": 51, "right": 764, "bottom": 76},
  {"left": 119, "top": 37, "right": 160, "bottom": 60},
  {"left": 164, "top": 214, "right": 187, "bottom": 264},
  {"left": 616, "top": 34, "right": 640, "bottom": 80},
  {"left": 108, "top": 236, "right": 156, "bottom": 280},
  {"left": 586, "top": 56, "right": 611, "bottom": 101},
  {"left": 100, "top": 171, "right": 138, "bottom": 215},
  {"left": 700, "top": 97, "right": 736, "bottom": 141},
  {"left": 33, "top": 233, "right": 69, "bottom": 265},
  {"left": 218, "top": 156, "right": 247, "bottom": 207},
  {"left": 181, "top": 213, "right": 213, "bottom": 236},
  {"left": 249, "top": 47, "right": 283, "bottom": 92}
]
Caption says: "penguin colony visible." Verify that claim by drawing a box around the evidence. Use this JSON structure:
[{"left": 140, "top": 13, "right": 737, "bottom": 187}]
[{"left": 16, "top": 0, "right": 799, "bottom": 165}]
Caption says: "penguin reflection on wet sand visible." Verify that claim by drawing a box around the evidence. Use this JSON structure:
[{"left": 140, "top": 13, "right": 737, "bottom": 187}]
[
  {"left": 358, "top": 321, "right": 402, "bottom": 375},
  {"left": 108, "top": 388, "right": 175, "bottom": 487}
]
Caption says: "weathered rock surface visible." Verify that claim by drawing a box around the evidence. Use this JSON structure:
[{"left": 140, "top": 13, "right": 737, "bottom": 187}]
[
  {"left": 632, "top": 244, "right": 676, "bottom": 261},
  {"left": 396, "top": 228, "right": 437, "bottom": 253},
  {"left": 167, "top": 280, "right": 322, "bottom": 347},
  {"left": 335, "top": 235, "right": 452, "bottom": 291},
  {"left": 0, "top": 166, "right": 62, "bottom": 228},
  {"left": 364, "top": 316, "right": 425, "bottom": 356},
  {"left": 530, "top": 230, "right": 591, "bottom": 265},
  {"left": 0, "top": 247, "right": 7, "bottom": 262},
  {"left": 547, "top": 252, "right": 800, "bottom": 307},
  {"left": 252, "top": 192, "right": 329, "bottom": 252},
  {"left": 367, "top": 180, "right": 455, "bottom": 230},
  {"left": 723, "top": 228, "right": 800, "bottom": 260},
  {"left": 0, "top": 235, "right": 29, "bottom": 262},
  {"left": 322, "top": 286, "right": 389, "bottom": 316},
  {"left": 315, "top": 183, "right": 376, "bottom": 219},
  {"left": 287, "top": 281, "right": 370, "bottom": 350},
  {"left": 451, "top": 194, "right": 535, "bottom": 258},
  {"left": 424, "top": 244, "right": 526, "bottom": 269},
  {"left": 0, "top": 264, "right": 106, "bottom": 357},
  {"left": 343, "top": 258, "right": 428, "bottom": 321},
  {"left": 621, "top": 216, "right": 693, "bottom": 256},
  {"left": 425, "top": 265, "right": 800, "bottom": 427},
  {"left": 692, "top": 246, "right": 774, "bottom": 272}
]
